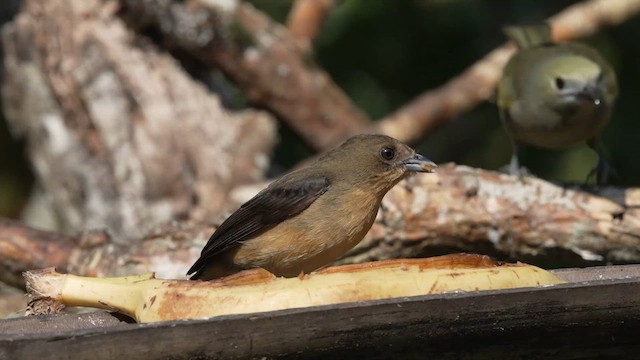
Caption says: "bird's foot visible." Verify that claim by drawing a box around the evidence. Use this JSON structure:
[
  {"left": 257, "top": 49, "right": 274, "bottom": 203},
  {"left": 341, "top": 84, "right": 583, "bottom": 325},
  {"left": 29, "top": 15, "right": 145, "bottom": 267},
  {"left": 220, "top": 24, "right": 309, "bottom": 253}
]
[
  {"left": 500, "top": 162, "right": 531, "bottom": 179},
  {"left": 587, "top": 157, "right": 618, "bottom": 186},
  {"left": 500, "top": 152, "right": 532, "bottom": 180}
]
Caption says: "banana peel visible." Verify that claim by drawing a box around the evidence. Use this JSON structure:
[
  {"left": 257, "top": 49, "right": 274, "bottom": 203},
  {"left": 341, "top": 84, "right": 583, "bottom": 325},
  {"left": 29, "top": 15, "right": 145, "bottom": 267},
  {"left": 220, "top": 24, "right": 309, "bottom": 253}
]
[{"left": 24, "top": 254, "right": 565, "bottom": 323}]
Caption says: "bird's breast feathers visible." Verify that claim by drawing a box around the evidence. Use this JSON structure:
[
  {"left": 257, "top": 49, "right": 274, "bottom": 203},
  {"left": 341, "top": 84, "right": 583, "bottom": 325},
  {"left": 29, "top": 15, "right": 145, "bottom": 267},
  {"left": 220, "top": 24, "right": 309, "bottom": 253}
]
[{"left": 505, "top": 101, "right": 610, "bottom": 148}]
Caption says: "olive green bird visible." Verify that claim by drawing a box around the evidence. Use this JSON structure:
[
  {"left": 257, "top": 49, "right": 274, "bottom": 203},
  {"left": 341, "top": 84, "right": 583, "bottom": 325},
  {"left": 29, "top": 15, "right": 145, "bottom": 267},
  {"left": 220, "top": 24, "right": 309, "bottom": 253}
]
[{"left": 497, "top": 23, "right": 618, "bottom": 184}]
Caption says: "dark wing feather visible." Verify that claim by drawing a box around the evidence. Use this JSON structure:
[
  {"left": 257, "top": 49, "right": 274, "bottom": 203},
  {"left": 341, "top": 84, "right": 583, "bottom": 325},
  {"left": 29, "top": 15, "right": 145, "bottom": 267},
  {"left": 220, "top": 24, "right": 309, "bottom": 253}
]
[{"left": 187, "top": 176, "right": 329, "bottom": 276}]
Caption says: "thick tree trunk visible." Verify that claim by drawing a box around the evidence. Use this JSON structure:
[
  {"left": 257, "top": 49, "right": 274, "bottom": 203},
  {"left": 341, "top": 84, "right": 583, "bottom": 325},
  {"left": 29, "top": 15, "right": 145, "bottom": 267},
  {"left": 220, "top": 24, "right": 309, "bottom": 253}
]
[{"left": 1, "top": 0, "right": 276, "bottom": 241}]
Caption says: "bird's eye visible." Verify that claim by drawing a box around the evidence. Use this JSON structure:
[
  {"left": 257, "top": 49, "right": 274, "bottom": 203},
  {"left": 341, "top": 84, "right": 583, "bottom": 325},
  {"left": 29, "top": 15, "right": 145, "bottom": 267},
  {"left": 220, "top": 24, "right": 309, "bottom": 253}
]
[
  {"left": 380, "top": 147, "right": 396, "bottom": 161},
  {"left": 555, "top": 77, "right": 565, "bottom": 90}
]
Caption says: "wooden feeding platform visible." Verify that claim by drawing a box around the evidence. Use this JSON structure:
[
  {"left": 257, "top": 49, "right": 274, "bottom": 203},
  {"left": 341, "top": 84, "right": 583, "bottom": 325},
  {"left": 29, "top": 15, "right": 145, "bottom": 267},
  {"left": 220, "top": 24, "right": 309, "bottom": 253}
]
[{"left": 2, "top": 264, "right": 640, "bottom": 359}]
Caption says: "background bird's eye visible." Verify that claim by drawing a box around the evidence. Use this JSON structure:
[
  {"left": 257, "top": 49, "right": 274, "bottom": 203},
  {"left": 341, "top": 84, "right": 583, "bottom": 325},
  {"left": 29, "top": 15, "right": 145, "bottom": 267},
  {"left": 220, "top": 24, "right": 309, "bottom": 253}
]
[
  {"left": 380, "top": 147, "right": 396, "bottom": 161},
  {"left": 555, "top": 77, "right": 565, "bottom": 89}
]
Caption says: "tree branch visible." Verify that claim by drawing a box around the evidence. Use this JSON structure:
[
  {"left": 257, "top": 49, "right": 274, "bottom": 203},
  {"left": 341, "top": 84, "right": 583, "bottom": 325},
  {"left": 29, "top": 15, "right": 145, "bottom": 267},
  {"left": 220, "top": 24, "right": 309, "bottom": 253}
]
[
  {"left": 375, "top": 0, "right": 640, "bottom": 144},
  {"left": 341, "top": 164, "right": 640, "bottom": 266},
  {"left": 120, "top": 0, "right": 640, "bottom": 149},
  {"left": 0, "top": 218, "right": 76, "bottom": 287},
  {"left": 0, "top": 217, "right": 210, "bottom": 288},
  {"left": 3, "top": 0, "right": 640, "bottom": 293},
  {"left": 119, "top": 0, "right": 370, "bottom": 151},
  {"left": 3, "top": 166, "right": 640, "bottom": 290},
  {"left": 286, "top": 0, "right": 335, "bottom": 50}
]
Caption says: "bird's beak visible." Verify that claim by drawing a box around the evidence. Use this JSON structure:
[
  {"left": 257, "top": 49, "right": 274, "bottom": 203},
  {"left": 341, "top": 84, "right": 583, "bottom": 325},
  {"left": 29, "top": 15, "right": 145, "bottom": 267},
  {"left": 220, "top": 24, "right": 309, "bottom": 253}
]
[
  {"left": 402, "top": 153, "right": 437, "bottom": 173},
  {"left": 578, "top": 84, "right": 603, "bottom": 106}
]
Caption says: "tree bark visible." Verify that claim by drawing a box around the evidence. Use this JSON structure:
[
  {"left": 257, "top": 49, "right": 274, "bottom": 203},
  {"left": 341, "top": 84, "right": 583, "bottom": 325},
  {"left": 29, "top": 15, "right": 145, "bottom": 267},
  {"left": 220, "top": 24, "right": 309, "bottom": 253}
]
[
  {"left": 2, "top": 0, "right": 640, "bottom": 295},
  {"left": 3, "top": 165, "right": 640, "bottom": 290},
  {"left": 0, "top": 282, "right": 25, "bottom": 318},
  {"left": 341, "top": 164, "right": 640, "bottom": 267},
  {"left": 119, "top": 0, "right": 370, "bottom": 151},
  {"left": 1, "top": 0, "right": 276, "bottom": 241},
  {"left": 116, "top": 0, "right": 640, "bottom": 150},
  {"left": 287, "top": 0, "right": 335, "bottom": 50}
]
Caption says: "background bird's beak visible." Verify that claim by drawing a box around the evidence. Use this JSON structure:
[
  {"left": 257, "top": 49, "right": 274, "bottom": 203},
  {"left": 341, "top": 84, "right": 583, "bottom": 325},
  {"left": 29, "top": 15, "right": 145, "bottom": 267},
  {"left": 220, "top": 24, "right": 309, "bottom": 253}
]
[
  {"left": 402, "top": 154, "right": 437, "bottom": 172},
  {"left": 579, "top": 84, "right": 603, "bottom": 106}
]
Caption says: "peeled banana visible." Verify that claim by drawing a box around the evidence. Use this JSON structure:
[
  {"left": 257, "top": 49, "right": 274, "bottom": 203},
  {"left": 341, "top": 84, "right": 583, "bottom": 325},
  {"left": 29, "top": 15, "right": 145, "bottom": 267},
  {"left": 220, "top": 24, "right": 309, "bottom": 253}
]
[{"left": 24, "top": 254, "right": 565, "bottom": 323}]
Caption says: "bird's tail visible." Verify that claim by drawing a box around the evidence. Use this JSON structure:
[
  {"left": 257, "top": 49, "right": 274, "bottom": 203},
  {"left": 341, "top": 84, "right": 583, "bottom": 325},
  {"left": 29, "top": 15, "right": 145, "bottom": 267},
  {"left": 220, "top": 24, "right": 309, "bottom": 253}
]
[{"left": 503, "top": 23, "right": 553, "bottom": 49}]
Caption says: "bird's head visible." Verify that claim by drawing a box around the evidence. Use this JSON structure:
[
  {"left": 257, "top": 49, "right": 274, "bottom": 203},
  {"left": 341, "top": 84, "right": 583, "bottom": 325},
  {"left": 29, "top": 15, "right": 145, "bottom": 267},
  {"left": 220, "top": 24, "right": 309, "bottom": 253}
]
[
  {"left": 534, "top": 55, "right": 606, "bottom": 114},
  {"left": 320, "top": 134, "right": 437, "bottom": 194}
]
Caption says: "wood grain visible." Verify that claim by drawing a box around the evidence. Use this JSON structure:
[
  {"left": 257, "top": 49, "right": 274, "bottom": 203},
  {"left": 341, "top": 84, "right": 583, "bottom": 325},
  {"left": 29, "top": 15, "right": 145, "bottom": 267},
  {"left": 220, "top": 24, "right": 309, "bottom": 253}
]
[{"left": 2, "top": 264, "right": 640, "bottom": 359}]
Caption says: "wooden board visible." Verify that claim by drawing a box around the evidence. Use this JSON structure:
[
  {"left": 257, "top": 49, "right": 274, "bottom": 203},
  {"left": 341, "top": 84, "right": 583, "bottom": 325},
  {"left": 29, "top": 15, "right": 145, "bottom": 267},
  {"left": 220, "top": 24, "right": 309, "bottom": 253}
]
[{"left": 2, "top": 265, "right": 640, "bottom": 359}]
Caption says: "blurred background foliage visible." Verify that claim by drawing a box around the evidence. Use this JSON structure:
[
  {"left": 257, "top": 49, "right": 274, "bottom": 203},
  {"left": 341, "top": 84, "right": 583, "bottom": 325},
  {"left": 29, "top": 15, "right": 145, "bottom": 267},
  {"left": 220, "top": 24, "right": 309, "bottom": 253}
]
[{"left": 1, "top": 0, "right": 639, "bottom": 219}]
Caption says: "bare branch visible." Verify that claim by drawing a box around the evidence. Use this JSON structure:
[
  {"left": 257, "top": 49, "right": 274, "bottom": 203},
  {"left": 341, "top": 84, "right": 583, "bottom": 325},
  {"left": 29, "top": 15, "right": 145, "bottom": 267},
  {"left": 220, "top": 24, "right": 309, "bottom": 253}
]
[
  {"left": 0, "top": 218, "right": 76, "bottom": 287},
  {"left": 3, "top": 164, "right": 640, "bottom": 290},
  {"left": 375, "top": 46, "right": 512, "bottom": 143},
  {"left": 375, "top": 0, "right": 640, "bottom": 144},
  {"left": 550, "top": 0, "right": 640, "bottom": 40},
  {"left": 341, "top": 164, "right": 640, "bottom": 266},
  {"left": 3, "top": 0, "right": 640, "bottom": 293},
  {"left": 119, "top": 0, "right": 370, "bottom": 151},
  {"left": 118, "top": 0, "right": 640, "bottom": 150},
  {"left": 0, "top": 217, "right": 210, "bottom": 287},
  {"left": 287, "top": 0, "right": 335, "bottom": 49},
  {"left": 233, "top": 166, "right": 640, "bottom": 268}
]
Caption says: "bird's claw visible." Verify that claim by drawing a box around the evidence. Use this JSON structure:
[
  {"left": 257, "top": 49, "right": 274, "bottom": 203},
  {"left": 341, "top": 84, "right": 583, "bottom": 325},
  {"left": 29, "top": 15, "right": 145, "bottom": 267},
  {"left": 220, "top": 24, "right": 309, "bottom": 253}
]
[
  {"left": 586, "top": 156, "right": 618, "bottom": 186},
  {"left": 500, "top": 154, "right": 531, "bottom": 179}
]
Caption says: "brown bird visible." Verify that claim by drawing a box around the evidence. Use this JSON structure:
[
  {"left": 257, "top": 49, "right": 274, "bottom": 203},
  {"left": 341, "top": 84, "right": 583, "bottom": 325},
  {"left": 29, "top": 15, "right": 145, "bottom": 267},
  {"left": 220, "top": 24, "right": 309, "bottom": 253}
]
[{"left": 187, "top": 134, "right": 437, "bottom": 280}]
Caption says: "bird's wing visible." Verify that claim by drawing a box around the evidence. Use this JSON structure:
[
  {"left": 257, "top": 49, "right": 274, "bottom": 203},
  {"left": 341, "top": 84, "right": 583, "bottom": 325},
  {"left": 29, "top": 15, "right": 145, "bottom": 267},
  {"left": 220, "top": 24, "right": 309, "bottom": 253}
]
[
  {"left": 503, "top": 23, "right": 553, "bottom": 49},
  {"left": 497, "top": 54, "right": 520, "bottom": 113},
  {"left": 187, "top": 176, "right": 329, "bottom": 276}
]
